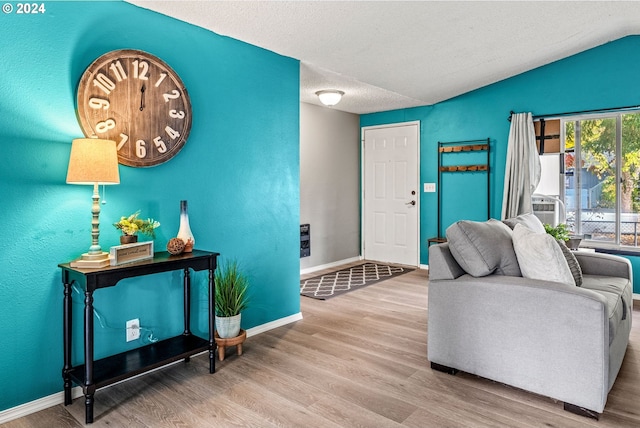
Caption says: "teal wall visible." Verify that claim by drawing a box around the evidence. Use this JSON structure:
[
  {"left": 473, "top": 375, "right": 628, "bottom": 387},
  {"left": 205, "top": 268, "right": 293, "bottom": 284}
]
[
  {"left": 0, "top": 1, "right": 300, "bottom": 411},
  {"left": 362, "top": 35, "right": 640, "bottom": 294}
]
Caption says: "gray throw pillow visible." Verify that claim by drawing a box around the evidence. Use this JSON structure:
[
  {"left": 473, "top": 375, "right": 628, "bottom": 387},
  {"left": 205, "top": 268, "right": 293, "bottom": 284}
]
[
  {"left": 512, "top": 224, "right": 575, "bottom": 286},
  {"left": 503, "top": 212, "right": 546, "bottom": 234},
  {"left": 555, "top": 239, "right": 583, "bottom": 287},
  {"left": 446, "top": 219, "right": 522, "bottom": 277}
]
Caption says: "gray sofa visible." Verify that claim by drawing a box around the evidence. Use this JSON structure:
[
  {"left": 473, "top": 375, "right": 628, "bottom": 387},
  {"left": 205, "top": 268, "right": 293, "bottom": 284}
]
[{"left": 427, "top": 217, "right": 633, "bottom": 418}]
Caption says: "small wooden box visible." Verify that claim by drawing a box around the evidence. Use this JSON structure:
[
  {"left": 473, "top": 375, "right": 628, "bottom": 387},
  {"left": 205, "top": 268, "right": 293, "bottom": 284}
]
[{"left": 110, "top": 241, "right": 154, "bottom": 266}]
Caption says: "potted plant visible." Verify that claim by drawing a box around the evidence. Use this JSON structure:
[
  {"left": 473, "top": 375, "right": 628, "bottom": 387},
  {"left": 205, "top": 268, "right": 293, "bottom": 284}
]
[
  {"left": 544, "top": 223, "right": 582, "bottom": 249},
  {"left": 544, "top": 223, "right": 570, "bottom": 242},
  {"left": 215, "top": 259, "right": 249, "bottom": 338},
  {"left": 113, "top": 211, "right": 160, "bottom": 244}
]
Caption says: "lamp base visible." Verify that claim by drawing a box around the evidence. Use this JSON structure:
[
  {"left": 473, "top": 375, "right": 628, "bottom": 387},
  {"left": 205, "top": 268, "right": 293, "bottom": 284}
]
[{"left": 70, "top": 252, "right": 111, "bottom": 269}]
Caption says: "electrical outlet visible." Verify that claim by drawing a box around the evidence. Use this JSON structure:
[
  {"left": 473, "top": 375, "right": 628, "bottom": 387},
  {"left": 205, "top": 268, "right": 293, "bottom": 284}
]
[{"left": 126, "top": 318, "right": 140, "bottom": 342}]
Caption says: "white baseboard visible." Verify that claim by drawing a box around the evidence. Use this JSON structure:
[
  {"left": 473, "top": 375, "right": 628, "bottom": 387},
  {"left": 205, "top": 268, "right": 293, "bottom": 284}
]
[
  {"left": 0, "top": 387, "right": 84, "bottom": 424},
  {"left": 300, "top": 256, "right": 363, "bottom": 275},
  {"left": 420, "top": 264, "right": 428, "bottom": 270},
  {"left": 246, "top": 312, "right": 303, "bottom": 337},
  {"left": 0, "top": 312, "right": 303, "bottom": 424}
]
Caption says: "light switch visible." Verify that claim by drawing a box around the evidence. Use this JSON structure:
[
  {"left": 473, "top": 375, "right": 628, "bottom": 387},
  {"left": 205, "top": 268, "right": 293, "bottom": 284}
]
[{"left": 424, "top": 183, "right": 436, "bottom": 192}]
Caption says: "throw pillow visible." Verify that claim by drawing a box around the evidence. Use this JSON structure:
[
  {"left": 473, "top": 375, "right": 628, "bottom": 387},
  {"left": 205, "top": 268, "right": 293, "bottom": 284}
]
[
  {"left": 555, "top": 239, "right": 583, "bottom": 287},
  {"left": 503, "top": 212, "right": 546, "bottom": 234},
  {"left": 446, "top": 219, "right": 521, "bottom": 277},
  {"left": 512, "top": 224, "right": 575, "bottom": 286}
]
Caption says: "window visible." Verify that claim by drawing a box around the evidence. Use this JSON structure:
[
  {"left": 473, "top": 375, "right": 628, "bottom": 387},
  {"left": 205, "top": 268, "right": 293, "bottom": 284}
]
[{"left": 537, "top": 111, "right": 640, "bottom": 248}]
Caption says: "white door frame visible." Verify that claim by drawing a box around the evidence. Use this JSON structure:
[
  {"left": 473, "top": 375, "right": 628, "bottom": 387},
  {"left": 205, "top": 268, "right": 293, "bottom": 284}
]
[{"left": 361, "top": 121, "right": 420, "bottom": 266}]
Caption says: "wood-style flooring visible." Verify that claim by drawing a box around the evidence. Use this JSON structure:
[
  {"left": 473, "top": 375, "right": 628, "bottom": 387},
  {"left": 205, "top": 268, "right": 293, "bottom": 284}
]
[{"left": 4, "top": 262, "right": 640, "bottom": 427}]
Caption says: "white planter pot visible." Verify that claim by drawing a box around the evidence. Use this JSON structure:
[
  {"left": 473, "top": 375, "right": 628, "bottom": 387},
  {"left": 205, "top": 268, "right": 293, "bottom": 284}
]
[{"left": 215, "top": 314, "right": 242, "bottom": 338}]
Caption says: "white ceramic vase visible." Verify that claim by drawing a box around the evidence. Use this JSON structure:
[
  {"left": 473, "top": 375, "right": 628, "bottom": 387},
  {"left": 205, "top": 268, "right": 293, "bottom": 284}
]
[
  {"left": 215, "top": 314, "right": 241, "bottom": 338},
  {"left": 177, "top": 200, "right": 195, "bottom": 252}
]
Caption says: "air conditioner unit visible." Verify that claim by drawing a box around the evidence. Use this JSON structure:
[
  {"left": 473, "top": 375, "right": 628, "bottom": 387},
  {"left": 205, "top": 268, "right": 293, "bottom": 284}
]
[{"left": 532, "top": 194, "right": 565, "bottom": 227}]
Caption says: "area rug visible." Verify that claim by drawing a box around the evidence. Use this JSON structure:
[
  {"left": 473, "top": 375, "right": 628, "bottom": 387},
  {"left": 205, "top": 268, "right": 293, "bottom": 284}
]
[{"left": 300, "top": 262, "right": 414, "bottom": 300}]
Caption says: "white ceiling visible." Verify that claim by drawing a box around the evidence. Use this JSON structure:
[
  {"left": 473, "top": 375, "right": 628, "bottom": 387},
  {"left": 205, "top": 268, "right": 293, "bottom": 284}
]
[{"left": 125, "top": 1, "right": 640, "bottom": 114}]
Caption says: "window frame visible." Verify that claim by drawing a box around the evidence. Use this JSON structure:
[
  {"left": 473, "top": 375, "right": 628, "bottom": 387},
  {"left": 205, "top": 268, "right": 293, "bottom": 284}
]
[{"left": 555, "top": 111, "right": 639, "bottom": 251}]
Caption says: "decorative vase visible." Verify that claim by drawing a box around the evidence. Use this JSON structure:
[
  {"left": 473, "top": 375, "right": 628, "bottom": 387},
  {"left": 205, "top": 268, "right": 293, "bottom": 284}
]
[
  {"left": 215, "top": 314, "right": 242, "bottom": 339},
  {"left": 177, "top": 200, "right": 195, "bottom": 252},
  {"left": 120, "top": 235, "right": 138, "bottom": 245},
  {"left": 567, "top": 236, "right": 583, "bottom": 250}
]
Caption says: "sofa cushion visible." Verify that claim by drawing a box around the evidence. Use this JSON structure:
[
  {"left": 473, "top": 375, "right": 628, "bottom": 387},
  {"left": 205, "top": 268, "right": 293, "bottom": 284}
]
[
  {"left": 556, "top": 239, "right": 583, "bottom": 287},
  {"left": 503, "top": 212, "right": 546, "bottom": 234},
  {"left": 446, "top": 219, "right": 521, "bottom": 277},
  {"left": 512, "top": 224, "right": 574, "bottom": 286}
]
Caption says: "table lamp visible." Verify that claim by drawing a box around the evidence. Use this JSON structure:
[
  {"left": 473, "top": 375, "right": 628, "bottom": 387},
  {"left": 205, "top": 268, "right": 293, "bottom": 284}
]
[{"left": 66, "top": 138, "right": 120, "bottom": 268}]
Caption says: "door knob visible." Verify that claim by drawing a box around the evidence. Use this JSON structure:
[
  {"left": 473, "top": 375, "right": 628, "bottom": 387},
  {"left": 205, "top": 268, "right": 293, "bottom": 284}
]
[{"left": 406, "top": 200, "right": 416, "bottom": 206}]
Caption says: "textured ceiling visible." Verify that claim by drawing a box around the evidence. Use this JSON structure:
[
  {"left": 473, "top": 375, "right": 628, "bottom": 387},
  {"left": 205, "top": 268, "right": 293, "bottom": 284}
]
[{"left": 125, "top": 1, "right": 640, "bottom": 114}]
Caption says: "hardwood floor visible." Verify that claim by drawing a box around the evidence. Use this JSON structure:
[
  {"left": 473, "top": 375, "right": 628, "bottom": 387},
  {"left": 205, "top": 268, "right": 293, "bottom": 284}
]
[{"left": 5, "top": 262, "right": 640, "bottom": 427}]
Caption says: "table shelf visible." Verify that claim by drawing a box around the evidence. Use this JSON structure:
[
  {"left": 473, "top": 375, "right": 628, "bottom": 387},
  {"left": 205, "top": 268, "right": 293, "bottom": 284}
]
[{"left": 69, "top": 334, "right": 209, "bottom": 390}]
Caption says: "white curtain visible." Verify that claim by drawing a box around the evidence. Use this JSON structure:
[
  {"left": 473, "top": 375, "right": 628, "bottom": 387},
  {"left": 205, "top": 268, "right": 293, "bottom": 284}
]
[{"left": 501, "top": 112, "right": 541, "bottom": 219}]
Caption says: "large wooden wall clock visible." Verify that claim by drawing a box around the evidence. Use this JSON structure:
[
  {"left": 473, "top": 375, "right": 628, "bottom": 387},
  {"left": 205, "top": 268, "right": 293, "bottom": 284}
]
[{"left": 77, "top": 49, "right": 192, "bottom": 167}]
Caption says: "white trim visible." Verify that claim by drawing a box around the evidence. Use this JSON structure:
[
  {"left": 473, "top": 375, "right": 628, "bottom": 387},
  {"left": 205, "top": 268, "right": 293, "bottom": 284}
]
[
  {"left": 300, "top": 256, "right": 362, "bottom": 275},
  {"left": 0, "top": 388, "right": 84, "bottom": 424},
  {"left": 420, "top": 264, "right": 429, "bottom": 271},
  {"left": 0, "top": 312, "right": 303, "bottom": 424},
  {"left": 634, "top": 293, "right": 640, "bottom": 301},
  {"left": 245, "top": 312, "right": 303, "bottom": 337},
  {"left": 361, "top": 121, "right": 421, "bottom": 267}
]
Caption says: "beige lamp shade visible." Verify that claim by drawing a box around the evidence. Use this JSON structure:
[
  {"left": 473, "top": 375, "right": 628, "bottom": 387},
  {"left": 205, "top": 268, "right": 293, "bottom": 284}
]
[{"left": 66, "top": 138, "right": 120, "bottom": 185}]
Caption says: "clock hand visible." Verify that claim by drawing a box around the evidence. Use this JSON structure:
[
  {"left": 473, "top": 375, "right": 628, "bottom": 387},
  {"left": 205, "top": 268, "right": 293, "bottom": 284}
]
[{"left": 140, "top": 85, "right": 146, "bottom": 111}]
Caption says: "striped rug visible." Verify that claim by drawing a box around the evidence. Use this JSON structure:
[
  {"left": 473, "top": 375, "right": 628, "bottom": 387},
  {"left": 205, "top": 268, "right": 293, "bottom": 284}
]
[{"left": 300, "top": 262, "right": 414, "bottom": 300}]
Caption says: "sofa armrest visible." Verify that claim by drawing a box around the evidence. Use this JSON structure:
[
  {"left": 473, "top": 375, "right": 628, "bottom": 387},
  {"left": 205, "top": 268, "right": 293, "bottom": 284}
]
[
  {"left": 574, "top": 251, "right": 632, "bottom": 280},
  {"left": 428, "top": 274, "right": 610, "bottom": 412},
  {"left": 428, "top": 243, "right": 465, "bottom": 280}
]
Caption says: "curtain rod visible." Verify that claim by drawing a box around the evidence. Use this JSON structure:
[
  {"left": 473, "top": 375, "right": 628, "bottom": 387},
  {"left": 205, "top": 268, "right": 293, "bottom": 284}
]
[{"left": 508, "top": 104, "right": 640, "bottom": 121}]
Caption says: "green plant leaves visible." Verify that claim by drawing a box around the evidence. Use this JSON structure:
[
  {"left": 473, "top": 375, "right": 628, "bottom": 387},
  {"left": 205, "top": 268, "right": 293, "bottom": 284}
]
[{"left": 214, "top": 259, "right": 249, "bottom": 317}]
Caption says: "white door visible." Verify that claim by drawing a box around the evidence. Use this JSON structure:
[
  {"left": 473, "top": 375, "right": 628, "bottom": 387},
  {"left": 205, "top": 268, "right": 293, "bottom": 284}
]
[{"left": 363, "top": 123, "right": 419, "bottom": 266}]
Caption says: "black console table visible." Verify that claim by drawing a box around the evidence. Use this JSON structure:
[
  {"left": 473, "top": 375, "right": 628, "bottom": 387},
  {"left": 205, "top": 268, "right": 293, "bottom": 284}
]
[{"left": 59, "top": 249, "right": 219, "bottom": 424}]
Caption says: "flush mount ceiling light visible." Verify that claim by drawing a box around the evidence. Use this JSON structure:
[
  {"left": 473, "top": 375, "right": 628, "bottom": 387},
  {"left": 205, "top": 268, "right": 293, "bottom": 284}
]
[{"left": 316, "top": 89, "right": 345, "bottom": 106}]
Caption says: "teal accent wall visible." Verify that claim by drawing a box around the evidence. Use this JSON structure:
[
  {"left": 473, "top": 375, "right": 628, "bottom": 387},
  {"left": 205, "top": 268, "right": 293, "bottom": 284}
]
[
  {"left": 0, "top": 1, "right": 300, "bottom": 411},
  {"left": 361, "top": 35, "right": 640, "bottom": 295},
  {"left": 622, "top": 256, "right": 640, "bottom": 294}
]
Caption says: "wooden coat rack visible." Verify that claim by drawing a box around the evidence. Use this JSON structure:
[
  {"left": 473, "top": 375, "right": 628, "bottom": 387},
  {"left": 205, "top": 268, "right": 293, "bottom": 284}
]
[{"left": 428, "top": 138, "right": 490, "bottom": 246}]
